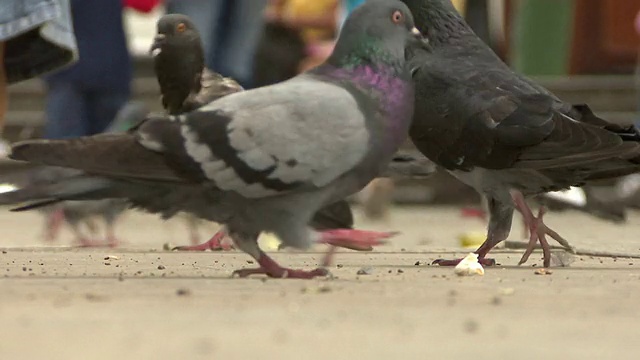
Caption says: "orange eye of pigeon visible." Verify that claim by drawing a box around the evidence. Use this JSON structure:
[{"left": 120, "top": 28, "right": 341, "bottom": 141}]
[
  {"left": 176, "top": 23, "right": 186, "bottom": 32},
  {"left": 391, "top": 10, "right": 403, "bottom": 24}
]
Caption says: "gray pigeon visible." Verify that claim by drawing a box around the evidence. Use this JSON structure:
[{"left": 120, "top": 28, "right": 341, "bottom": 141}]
[
  {"left": 2, "top": 0, "right": 425, "bottom": 278},
  {"left": 149, "top": 13, "right": 435, "bottom": 252},
  {"left": 9, "top": 101, "right": 148, "bottom": 247},
  {"left": 149, "top": 14, "right": 356, "bottom": 251},
  {"left": 27, "top": 167, "right": 127, "bottom": 247},
  {"left": 403, "top": 0, "right": 640, "bottom": 267}
]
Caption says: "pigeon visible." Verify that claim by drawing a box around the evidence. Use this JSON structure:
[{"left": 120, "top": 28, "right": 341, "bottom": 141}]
[
  {"left": 149, "top": 14, "right": 356, "bottom": 251},
  {"left": 8, "top": 101, "right": 148, "bottom": 247},
  {"left": 149, "top": 13, "right": 435, "bottom": 252},
  {"left": 3, "top": 0, "right": 425, "bottom": 278},
  {"left": 402, "top": 0, "right": 640, "bottom": 267},
  {"left": 149, "top": 14, "right": 244, "bottom": 116}
]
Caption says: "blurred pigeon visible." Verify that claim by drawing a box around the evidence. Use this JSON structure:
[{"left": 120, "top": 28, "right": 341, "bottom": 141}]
[
  {"left": 402, "top": 0, "right": 640, "bottom": 267},
  {"left": 2, "top": 0, "right": 424, "bottom": 278},
  {"left": 536, "top": 186, "right": 626, "bottom": 223},
  {"left": 9, "top": 101, "right": 147, "bottom": 247},
  {"left": 150, "top": 13, "right": 435, "bottom": 252},
  {"left": 150, "top": 14, "right": 245, "bottom": 248}
]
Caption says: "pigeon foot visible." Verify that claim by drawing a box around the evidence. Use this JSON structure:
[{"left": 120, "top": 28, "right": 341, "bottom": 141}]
[
  {"left": 460, "top": 207, "right": 487, "bottom": 220},
  {"left": 432, "top": 257, "right": 496, "bottom": 267},
  {"left": 317, "top": 229, "right": 398, "bottom": 251},
  {"left": 511, "top": 190, "right": 576, "bottom": 267},
  {"left": 232, "top": 253, "right": 329, "bottom": 279},
  {"left": 44, "top": 208, "right": 65, "bottom": 242},
  {"left": 517, "top": 206, "right": 574, "bottom": 267},
  {"left": 317, "top": 229, "right": 398, "bottom": 267},
  {"left": 173, "top": 231, "right": 233, "bottom": 251}
]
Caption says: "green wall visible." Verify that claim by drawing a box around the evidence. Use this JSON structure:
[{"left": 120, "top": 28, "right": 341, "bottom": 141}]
[{"left": 510, "top": 0, "right": 574, "bottom": 76}]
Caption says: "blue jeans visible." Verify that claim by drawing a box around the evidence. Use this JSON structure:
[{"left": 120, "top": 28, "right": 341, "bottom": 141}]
[
  {"left": 166, "top": 0, "right": 267, "bottom": 88},
  {"left": 0, "top": 0, "right": 77, "bottom": 84},
  {"left": 44, "top": 81, "right": 129, "bottom": 139}
]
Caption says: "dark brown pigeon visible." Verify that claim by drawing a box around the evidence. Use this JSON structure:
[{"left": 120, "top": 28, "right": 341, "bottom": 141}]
[{"left": 402, "top": 0, "right": 640, "bottom": 267}]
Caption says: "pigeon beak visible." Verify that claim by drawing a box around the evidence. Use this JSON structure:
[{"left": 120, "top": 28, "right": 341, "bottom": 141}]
[
  {"left": 407, "top": 26, "right": 429, "bottom": 50},
  {"left": 408, "top": 27, "right": 429, "bottom": 50},
  {"left": 149, "top": 34, "right": 166, "bottom": 57}
]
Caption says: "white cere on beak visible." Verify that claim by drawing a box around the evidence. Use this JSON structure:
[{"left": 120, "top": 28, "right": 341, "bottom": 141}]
[
  {"left": 411, "top": 27, "right": 420, "bottom": 35},
  {"left": 151, "top": 48, "right": 162, "bottom": 57}
]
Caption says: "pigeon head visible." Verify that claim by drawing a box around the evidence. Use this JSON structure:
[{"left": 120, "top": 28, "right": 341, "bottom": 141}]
[
  {"left": 150, "top": 14, "right": 202, "bottom": 58},
  {"left": 328, "top": 0, "right": 427, "bottom": 71},
  {"left": 400, "top": 0, "right": 473, "bottom": 45},
  {"left": 151, "top": 14, "right": 206, "bottom": 114}
]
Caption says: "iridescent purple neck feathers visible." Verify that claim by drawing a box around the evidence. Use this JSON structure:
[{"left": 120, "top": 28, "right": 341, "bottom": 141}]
[{"left": 312, "top": 63, "right": 415, "bottom": 151}]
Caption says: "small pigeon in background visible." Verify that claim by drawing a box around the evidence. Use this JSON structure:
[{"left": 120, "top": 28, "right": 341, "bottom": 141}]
[
  {"left": 403, "top": 0, "right": 640, "bottom": 267},
  {"left": 150, "top": 15, "right": 245, "bottom": 115},
  {"left": 7, "top": 101, "right": 148, "bottom": 247},
  {"left": 1, "top": 0, "right": 425, "bottom": 278},
  {"left": 149, "top": 13, "right": 435, "bottom": 252},
  {"left": 150, "top": 13, "right": 246, "bottom": 248}
]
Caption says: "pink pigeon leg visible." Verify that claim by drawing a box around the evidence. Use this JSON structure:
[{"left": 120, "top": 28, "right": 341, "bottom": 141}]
[{"left": 172, "top": 230, "right": 233, "bottom": 251}]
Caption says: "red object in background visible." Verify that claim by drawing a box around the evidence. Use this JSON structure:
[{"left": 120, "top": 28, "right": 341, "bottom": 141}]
[{"left": 123, "top": 0, "right": 160, "bottom": 13}]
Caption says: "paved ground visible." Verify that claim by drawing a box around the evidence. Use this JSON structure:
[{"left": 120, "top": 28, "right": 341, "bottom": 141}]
[{"left": 1, "top": 206, "right": 640, "bottom": 360}]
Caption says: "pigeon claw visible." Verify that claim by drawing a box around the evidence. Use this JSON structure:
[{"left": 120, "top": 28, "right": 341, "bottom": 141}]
[
  {"left": 515, "top": 202, "right": 575, "bottom": 268},
  {"left": 172, "top": 231, "right": 234, "bottom": 251},
  {"left": 231, "top": 267, "right": 329, "bottom": 279},
  {"left": 232, "top": 252, "right": 330, "bottom": 279},
  {"left": 318, "top": 229, "right": 398, "bottom": 251}
]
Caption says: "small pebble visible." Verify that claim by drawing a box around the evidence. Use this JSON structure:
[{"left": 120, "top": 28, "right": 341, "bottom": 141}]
[
  {"left": 397, "top": 269, "right": 404, "bottom": 274},
  {"left": 491, "top": 296, "right": 502, "bottom": 306},
  {"left": 104, "top": 256, "right": 119, "bottom": 261},
  {"left": 414, "top": 261, "right": 421, "bottom": 266},
  {"left": 464, "top": 319, "right": 479, "bottom": 334},
  {"left": 356, "top": 267, "right": 373, "bottom": 275},
  {"left": 157, "top": 265, "right": 166, "bottom": 270},
  {"left": 104, "top": 262, "right": 111, "bottom": 266},
  {"left": 336, "top": 264, "right": 343, "bottom": 268},
  {"left": 176, "top": 288, "right": 192, "bottom": 296},
  {"left": 85, "top": 293, "right": 108, "bottom": 302},
  {"left": 2, "top": 250, "right": 7, "bottom": 254}
]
